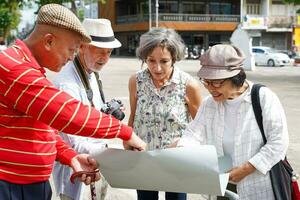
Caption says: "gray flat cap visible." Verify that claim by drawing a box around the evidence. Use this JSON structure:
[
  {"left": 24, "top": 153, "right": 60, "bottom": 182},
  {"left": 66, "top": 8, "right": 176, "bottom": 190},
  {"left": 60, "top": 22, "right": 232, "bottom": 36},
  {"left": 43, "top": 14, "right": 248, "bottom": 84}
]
[
  {"left": 37, "top": 4, "right": 91, "bottom": 43},
  {"left": 198, "top": 44, "right": 245, "bottom": 79}
]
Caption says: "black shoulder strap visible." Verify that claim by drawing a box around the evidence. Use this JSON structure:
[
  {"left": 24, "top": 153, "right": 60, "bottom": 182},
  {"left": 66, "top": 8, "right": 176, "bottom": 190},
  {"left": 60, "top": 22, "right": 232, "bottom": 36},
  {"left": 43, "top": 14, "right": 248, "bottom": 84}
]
[
  {"left": 73, "top": 56, "right": 106, "bottom": 105},
  {"left": 251, "top": 83, "right": 267, "bottom": 144},
  {"left": 93, "top": 72, "right": 105, "bottom": 103},
  {"left": 73, "top": 56, "right": 94, "bottom": 106}
]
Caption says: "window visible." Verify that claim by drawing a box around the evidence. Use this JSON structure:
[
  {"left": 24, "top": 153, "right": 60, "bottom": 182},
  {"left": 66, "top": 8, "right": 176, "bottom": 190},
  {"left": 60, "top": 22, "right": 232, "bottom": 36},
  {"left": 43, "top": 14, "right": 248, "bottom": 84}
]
[
  {"left": 209, "top": 1, "right": 236, "bottom": 15},
  {"left": 272, "top": 0, "right": 284, "bottom": 4},
  {"left": 182, "top": 1, "right": 205, "bottom": 14},
  {"left": 246, "top": 4, "right": 260, "bottom": 14},
  {"left": 220, "top": 3, "right": 231, "bottom": 14},
  {"left": 159, "top": 1, "right": 179, "bottom": 13},
  {"left": 253, "top": 48, "right": 264, "bottom": 53},
  {"left": 116, "top": 0, "right": 148, "bottom": 16},
  {"left": 246, "top": 0, "right": 260, "bottom": 3}
]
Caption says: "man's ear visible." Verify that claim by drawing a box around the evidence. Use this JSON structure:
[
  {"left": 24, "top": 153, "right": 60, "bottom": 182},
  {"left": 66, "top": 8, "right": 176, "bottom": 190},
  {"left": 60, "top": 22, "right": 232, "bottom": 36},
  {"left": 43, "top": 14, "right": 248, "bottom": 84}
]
[
  {"left": 43, "top": 33, "right": 55, "bottom": 51},
  {"left": 79, "top": 42, "right": 85, "bottom": 49}
]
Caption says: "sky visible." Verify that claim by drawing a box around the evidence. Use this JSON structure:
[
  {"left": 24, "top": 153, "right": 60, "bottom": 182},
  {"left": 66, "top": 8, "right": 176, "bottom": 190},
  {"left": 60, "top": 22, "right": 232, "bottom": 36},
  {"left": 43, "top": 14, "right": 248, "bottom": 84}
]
[
  {"left": 18, "top": 2, "right": 98, "bottom": 32},
  {"left": 18, "top": 3, "right": 38, "bottom": 31}
]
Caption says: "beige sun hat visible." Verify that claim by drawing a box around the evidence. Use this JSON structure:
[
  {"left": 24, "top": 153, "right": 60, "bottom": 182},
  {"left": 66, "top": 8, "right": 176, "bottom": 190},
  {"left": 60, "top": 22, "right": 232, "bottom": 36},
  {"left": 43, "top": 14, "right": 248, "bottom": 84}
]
[
  {"left": 82, "top": 18, "right": 121, "bottom": 49},
  {"left": 198, "top": 44, "right": 245, "bottom": 79},
  {"left": 36, "top": 4, "right": 91, "bottom": 43}
]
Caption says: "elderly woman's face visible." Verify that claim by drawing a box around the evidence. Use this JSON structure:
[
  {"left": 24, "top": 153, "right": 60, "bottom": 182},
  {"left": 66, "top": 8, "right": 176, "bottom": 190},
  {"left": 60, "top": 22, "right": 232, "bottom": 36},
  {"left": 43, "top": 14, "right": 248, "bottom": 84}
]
[
  {"left": 146, "top": 46, "right": 173, "bottom": 87},
  {"left": 201, "top": 79, "right": 238, "bottom": 102}
]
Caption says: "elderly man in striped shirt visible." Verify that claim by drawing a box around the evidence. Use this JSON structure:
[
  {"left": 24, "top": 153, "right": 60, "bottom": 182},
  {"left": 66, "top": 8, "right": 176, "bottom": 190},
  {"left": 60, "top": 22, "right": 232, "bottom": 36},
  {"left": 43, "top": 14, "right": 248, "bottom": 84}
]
[{"left": 0, "top": 4, "right": 146, "bottom": 200}]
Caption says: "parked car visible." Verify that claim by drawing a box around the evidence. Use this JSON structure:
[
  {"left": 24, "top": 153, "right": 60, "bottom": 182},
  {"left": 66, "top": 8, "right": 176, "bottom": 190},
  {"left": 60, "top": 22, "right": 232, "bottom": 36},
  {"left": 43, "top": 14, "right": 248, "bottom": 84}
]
[{"left": 252, "top": 46, "right": 291, "bottom": 67}]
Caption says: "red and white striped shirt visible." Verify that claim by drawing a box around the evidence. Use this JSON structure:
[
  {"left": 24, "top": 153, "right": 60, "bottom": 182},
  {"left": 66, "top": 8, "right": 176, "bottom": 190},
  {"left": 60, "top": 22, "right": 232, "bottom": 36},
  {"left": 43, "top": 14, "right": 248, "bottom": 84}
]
[{"left": 0, "top": 40, "right": 132, "bottom": 184}]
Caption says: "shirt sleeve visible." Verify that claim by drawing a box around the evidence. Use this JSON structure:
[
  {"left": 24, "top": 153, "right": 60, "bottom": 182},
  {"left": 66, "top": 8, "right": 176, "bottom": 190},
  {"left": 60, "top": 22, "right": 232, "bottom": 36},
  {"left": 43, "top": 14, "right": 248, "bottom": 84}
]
[
  {"left": 0, "top": 63, "right": 132, "bottom": 141},
  {"left": 54, "top": 77, "right": 107, "bottom": 154},
  {"left": 60, "top": 132, "right": 106, "bottom": 154},
  {"left": 248, "top": 87, "right": 289, "bottom": 174},
  {"left": 177, "top": 98, "right": 208, "bottom": 147},
  {"left": 55, "top": 130, "right": 78, "bottom": 166}
]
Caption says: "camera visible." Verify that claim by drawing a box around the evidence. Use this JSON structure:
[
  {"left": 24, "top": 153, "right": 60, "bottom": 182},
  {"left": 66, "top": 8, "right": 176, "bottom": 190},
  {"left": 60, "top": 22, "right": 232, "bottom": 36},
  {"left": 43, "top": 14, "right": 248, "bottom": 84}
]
[{"left": 101, "top": 99, "right": 125, "bottom": 121}]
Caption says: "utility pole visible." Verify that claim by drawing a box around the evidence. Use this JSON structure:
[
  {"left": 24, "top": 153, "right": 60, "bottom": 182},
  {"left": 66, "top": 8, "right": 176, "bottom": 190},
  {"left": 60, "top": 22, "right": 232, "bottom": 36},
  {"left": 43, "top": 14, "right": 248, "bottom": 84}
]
[
  {"left": 155, "top": 0, "right": 159, "bottom": 27},
  {"left": 149, "top": 0, "right": 152, "bottom": 30},
  {"left": 90, "top": 0, "right": 92, "bottom": 18}
]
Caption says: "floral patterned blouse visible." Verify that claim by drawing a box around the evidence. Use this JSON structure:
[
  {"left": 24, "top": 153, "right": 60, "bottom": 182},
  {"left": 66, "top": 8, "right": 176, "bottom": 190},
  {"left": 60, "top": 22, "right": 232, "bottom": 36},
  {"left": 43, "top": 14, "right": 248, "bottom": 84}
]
[{"left": 133, "top": 67, "right": 192, "bottom": 150}]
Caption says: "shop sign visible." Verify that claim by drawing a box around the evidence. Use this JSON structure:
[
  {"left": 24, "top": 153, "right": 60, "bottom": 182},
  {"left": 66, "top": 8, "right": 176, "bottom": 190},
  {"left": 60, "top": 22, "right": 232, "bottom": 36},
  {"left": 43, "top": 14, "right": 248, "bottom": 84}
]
[
  {"left": 294, "top": 27, "right": 300, "bottom": 46},
  {"left": 242, "top": 15, "right": 267, "bottom": 30}
]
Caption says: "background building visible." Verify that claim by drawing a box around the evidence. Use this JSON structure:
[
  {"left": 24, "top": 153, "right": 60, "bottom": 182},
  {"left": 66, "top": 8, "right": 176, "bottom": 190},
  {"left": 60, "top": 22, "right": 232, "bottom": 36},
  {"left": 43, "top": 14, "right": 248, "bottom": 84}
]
[
  {"left": 99, "top": 0, "right": 299, "bottom": 56},
  {"left": 241, "top": 0, "right": 300, "bottom": 51}
]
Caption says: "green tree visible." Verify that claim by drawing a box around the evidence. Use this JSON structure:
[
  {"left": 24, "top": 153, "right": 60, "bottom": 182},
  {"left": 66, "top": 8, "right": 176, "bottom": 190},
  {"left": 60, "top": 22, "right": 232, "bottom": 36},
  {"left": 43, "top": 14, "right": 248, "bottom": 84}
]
[
  {"left": 283, "top": 0, "right": 300, "bottom": 13},
  {"left": 283, "top": 0, "right": 300, "bottom": 4},
  {"left": 0, "top": 0, "right": 24, "bottom": 42}
]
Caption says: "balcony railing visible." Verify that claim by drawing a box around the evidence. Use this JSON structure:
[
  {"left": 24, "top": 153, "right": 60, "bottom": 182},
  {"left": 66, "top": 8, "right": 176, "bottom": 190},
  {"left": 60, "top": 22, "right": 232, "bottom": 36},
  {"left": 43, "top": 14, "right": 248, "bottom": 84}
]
[
  {"left": 267, "top": 15, "right": 294, "bottom": 28},
  {"left": 116, "top": 13, "right": 240, "bottom": 24}
]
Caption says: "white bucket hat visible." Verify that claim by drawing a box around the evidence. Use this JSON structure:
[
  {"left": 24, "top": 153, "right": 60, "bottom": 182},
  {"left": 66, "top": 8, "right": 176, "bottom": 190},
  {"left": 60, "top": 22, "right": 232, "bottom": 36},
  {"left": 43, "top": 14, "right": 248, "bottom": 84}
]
[{"left": 82, "top": 18, "right": 121, "bottom": 48}]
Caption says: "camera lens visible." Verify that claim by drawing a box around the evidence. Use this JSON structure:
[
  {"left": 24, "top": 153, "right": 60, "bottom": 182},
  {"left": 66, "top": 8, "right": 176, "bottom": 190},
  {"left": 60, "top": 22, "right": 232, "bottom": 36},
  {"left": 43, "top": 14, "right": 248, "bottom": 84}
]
[{"left": 111, "top": 109, "right": 125, "bottom": 120}]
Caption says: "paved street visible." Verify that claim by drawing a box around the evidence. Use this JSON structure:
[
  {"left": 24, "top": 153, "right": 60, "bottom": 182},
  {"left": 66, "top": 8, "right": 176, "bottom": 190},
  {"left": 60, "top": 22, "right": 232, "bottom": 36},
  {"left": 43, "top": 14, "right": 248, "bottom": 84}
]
[{"left": 48, "top": 58, "right": 300, "bottom": 200}]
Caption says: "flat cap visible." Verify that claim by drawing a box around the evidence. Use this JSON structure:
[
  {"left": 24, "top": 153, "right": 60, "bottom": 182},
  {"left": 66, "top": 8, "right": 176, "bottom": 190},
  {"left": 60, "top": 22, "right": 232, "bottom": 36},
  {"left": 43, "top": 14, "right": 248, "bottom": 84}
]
[
  {"left": 36, "top": 4, "right": 91, "bottom": 43},
  {"left": 198, "top": 44, "right": 245, "bottom": 79}
]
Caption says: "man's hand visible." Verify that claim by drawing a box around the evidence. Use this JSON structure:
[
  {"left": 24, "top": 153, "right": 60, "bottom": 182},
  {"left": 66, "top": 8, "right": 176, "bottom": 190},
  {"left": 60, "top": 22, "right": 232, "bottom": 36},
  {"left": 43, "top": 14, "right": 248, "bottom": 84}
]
[
  {"left": 123, "top": 132, "right": 146, "bottom": 151},
  {"left": 228, "top": 161, "right": 256, "bottom": 183},
  {"left": 70, "top": 154, "right": 100, "bottom": 185}
]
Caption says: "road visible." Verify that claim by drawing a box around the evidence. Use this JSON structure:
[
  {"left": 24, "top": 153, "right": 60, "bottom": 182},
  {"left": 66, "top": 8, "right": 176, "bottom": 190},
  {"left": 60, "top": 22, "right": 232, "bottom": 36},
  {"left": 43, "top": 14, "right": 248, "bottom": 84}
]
[{"left": 47, "top": 58, "right": 300, "bottom": 200}]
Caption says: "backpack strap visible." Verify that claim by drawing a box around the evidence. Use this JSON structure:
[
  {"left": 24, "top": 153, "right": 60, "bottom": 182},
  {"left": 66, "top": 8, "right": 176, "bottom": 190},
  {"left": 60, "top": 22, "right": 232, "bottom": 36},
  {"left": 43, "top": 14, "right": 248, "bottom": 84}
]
[{"left": 251, "top": 83, "right": 267, "bottom": 144}]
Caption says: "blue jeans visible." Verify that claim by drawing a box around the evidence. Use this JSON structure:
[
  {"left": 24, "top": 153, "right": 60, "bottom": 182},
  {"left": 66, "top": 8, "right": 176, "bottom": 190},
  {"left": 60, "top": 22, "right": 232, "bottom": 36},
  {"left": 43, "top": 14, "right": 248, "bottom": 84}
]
[{"left": 137, "top": 190, "right": 187, "bottom": 200}]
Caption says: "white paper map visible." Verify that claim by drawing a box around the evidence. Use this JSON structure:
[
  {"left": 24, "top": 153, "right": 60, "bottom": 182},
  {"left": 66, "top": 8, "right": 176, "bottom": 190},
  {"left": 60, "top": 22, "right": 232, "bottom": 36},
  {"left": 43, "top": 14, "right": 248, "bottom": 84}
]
[{"left": 91, "top": 146, "right": 231, "bottom": 196}]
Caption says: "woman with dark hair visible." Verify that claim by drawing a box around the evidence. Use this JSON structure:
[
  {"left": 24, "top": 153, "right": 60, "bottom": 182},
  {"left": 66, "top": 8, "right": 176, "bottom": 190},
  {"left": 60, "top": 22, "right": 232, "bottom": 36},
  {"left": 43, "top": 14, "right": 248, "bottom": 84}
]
[{"left": 175, "top": 44, "right": 289, "bottom": 199}]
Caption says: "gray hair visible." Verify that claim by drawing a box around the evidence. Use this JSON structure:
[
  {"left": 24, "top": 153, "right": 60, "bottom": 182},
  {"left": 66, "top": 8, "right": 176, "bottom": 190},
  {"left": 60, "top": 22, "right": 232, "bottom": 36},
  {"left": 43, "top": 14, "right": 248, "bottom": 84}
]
[{"left": 136, "top": 27, "right": 186, "bottom": 63}]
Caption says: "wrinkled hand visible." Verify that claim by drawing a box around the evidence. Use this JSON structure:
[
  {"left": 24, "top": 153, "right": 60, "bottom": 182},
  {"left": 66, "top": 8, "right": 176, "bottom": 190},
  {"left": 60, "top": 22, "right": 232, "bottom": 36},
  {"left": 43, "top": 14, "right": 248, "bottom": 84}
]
[
  {"left": 70, "top": 154, "right": 100, "bottom": 185},
  {"left": 123, "top": 132, "right": 146, "bottom": 151},
  {"left": 228, "top": 162, "right": 256, "bottom": 183}
]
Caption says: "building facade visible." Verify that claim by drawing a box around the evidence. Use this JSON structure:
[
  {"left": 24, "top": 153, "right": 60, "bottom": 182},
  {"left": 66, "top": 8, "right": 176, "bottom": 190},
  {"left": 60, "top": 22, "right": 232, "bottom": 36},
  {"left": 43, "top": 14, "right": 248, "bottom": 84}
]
[
  {"left": 241, "top": 0, "right": 299, "bottom": 51},
  {"left": 99, "top": 0, "right": 299, "bottom": 56}
]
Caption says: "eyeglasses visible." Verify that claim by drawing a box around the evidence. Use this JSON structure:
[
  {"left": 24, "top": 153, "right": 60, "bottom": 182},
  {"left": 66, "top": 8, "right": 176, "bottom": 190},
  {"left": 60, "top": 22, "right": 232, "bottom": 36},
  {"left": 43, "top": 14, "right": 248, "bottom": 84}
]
[{"left": 199, "top": 78, "right": 227, "bottom": 88}]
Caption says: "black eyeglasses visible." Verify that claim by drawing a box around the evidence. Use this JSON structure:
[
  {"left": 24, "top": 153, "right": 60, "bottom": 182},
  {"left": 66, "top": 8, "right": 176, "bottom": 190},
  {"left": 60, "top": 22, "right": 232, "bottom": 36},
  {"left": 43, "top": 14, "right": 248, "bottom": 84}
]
[{"left": 199, "top": 78, "right": 227, "bottom": 88}]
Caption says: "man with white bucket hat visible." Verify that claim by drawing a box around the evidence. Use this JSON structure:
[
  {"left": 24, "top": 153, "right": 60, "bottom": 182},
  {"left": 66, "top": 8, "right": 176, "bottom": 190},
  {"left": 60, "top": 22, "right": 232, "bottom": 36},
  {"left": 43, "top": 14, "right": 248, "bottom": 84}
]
[{"left": 52, "top": 18, "right": 123, "bottom": 200}]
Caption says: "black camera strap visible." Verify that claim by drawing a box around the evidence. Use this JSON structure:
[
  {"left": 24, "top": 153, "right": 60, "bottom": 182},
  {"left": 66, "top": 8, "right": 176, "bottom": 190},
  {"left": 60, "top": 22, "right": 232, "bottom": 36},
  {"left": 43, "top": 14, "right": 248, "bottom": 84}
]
[
  {"left": 73, "top": 56, "right": 105, "bottom": 107},
  {"left": 94, "top": 72, "right": 106, "bottom": 103}
]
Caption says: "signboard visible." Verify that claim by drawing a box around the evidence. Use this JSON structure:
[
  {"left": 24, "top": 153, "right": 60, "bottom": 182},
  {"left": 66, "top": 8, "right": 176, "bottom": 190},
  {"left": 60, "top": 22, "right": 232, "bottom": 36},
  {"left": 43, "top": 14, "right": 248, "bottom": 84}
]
[
  {"left": 242, "top": 15, "right": 267, "bottom": 30},
  {"left": 295, "top": 27, "right": 300, "bottom": 46}
]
